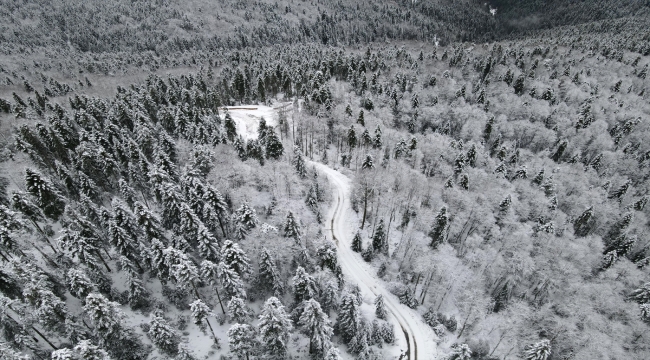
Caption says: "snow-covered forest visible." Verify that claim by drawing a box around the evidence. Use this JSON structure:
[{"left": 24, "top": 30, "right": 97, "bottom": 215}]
[{"left": 1, "top": 1, "right": 650, "bottom": 359}]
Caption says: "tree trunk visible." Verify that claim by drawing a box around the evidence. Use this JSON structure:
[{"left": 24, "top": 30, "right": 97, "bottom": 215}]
[
  {"left": 214, "top": 286, "right": 226, "bottom": 314},
  {"left": 457, "top": 305, "right": 473, "bottom": 338},
  {"left": 361, "top": 184, "right": 369, "bottom": 229},
  {"left": 206, "top": 317, "right": 220, "bottom": 345},
  {"left": 95, "top": 250, "right": 112, "bottom": 272},
  {"left": 191, "top": 281, "right": 201, "bottom": 300}
]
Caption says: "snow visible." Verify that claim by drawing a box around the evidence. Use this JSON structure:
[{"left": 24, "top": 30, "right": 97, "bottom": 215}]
[
  {"left": 311, "top": 161, "right": 439, "bottom": 360},
  {"left": 220, "top": 104, "right": 282, "bottom": 140}
]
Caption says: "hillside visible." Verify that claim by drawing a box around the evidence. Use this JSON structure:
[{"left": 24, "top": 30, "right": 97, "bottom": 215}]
[{"left": 0, "top": 1, "right": 650, "bottom": 360}]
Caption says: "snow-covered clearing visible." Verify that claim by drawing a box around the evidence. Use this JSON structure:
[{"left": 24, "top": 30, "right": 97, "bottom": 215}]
[
  {"left": 311, "top": 161, "right": 438, "bottom": 360},
  {"left": 221, "top": 103, "right": 291, "bottom": 140}
]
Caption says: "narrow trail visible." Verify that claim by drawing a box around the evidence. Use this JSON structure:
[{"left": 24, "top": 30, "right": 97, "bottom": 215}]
[{"left": 311, "top": 162, "right": 438, "bottom": 360}]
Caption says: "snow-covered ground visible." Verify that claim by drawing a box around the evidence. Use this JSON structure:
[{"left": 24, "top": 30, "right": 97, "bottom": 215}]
[
  {"left": 221, "top": 103, "right": 291, "bottom": 140},
  {"left": 311, "top": 161, "right": 438, "bottom": 360}
]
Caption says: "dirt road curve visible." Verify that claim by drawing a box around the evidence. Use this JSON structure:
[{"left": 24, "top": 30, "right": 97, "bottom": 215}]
[{"left": 311, "top": 161, "right": 437, "bottom": 360}]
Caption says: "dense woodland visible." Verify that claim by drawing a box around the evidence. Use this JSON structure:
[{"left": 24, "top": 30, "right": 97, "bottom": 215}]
[{"left": 1, "top": 1, "right": 650, "bottom": 360}]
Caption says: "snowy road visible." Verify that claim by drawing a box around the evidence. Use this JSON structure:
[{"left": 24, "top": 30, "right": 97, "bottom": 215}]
[{"left": 311, "top": 162, "right": 438, "bottom": 360}]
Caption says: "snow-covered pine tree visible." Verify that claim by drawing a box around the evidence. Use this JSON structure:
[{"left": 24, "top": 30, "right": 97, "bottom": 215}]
[
  {"left": 372, "top": 219, "right": 388, "bottom": 255},
  {"left": 170, "top": 255, "right": 201, "bottom": 299},
  {"left": 306, "top": 184, "right": 318, "bottom": 212},
  {"left": 299, "top": 299, "right": 333, "bottom": 356},
  {"left": 374, "top": 294, "right": 387, "bottom": 320},
  {"left": 373, "top": 126, "right": 383, "bottom": 149},
  {"left": 347, "top": 125, "right": 357, "bottom": 150},
  {"left": 67, "top": 269, "right": 93, "bottom": 299},
  {"left": 336, "top": 293, "right": 360, "bottom": 343},
  {"left": 199, "top": 260, "right": 226, "bottom": 314},
  {"left": 73, "top": 339, "right": 111, "bottom": 360},
  {"left": 524, "top": 339, "right": 551, "bottom": 360},
  {"left": 234, "top": 201, "right": 258, "bottom": 232},
  {"left": 218, "top": 261, "right": 247, "bottom": 299},
  {"left": 361, "top": 155, "right": 374, "bottom": 170},
  {"left": 292, "top": 146, "right": 307, "bottom": 178},
  {"left": 24, "top": 168, "right": 66, "bottom": 220},
  {"left": 428, "top": 207, "right": 449, "bottom": 249},
  {"left": 292, "top": 266, "right": 318, "bottom": 302},
  {"left": 258, "top": 297, "right": 293, "bottom": 358},
  {"left": 228, "top": 323, "right": 258, "bottom": 360},
  {"left": 132, "top": 201, "right": 164, "bottom": 242},
  {"left": 324, "top": 347, "right": 342, "bottom": 360},
  {"left": 189, "top": 299, "right": 219, "bottom": 343},
  {"left": 265, "top": 129, "right": 284, "bottom": 160},
  {"left": 351, "top": 231, "right": 363, "bottom": 252},
  {"left": 258, "top": 248, "right": 284, "bottom": 296},
  {"left": 284, "top": 211, "right": 301, "bottom": 242},
  {"left": 448, "top": 343, "right": 472, "bottom": 360},
  {"left": 224, "top": 112, "right": 237, "bottom": 142},
  {"left": 227, "top": 296, "right": 253, "bottom": 324},
  {"left": 148, "top": 313, "right": 180, "bottom": 355},
  {"left": 220, "top": 240, "right": 252, "bottom": 278},
  {"left": 84, "top": 293, "right": 125, "bottom": 340}
]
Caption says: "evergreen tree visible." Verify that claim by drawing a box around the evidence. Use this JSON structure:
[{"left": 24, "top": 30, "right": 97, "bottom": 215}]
[
  {"left": 373, "top": 126, "right": 383, "bottom": 149},
  {"left": 357, "top": 110, "right": 365, "bottom": 127},
  {"left": 524, "top": 339, "right": 551, "bottom": 360},
  {"left": 448, "top": 343, "right": 473, "bottom": 360},
  {"left": 361, "top": 243, "right": 374, "bottom": 262},
  {"left": 292, "top": 266, "right": 318, "bottom": 302},
  {"left": 292, "top": 146, "right": 307, "bottom": 178},
  {"left": 148, "top": 313, "right": 180, "bottom": 355},
  {"left": 361, "top": 155, "right": 374, "bottom": 170},
  {"left": 372, "top": 219, "right": 388, "bottom": 255},
  {"left": 265, "top": 129, "right": 284, "bottom": 160},
  {"left": 608, "top": 179, "right": 631, "bottom": 201},
  {"left": 24, "top": 168, "right": 66, "bottom": 220},
  {"left": 221, "top": 240, "right": 251, "bottom": 278},
  {"left": 299, "top": 299, "right": 333, "bottom": 356},
  {"left": 306, "top": 184, "right": 318, "bottom": 212},
  {"left": 258, "top": 297, "right": 293, "bottom": 358},
  {"left": 483, "top": 116, "right": 495, "bottom": 143},
  {"left": 324, "top": 347, "right": 342, "bottom": 360},
  {"left": 73, "top": 339, "right": 111, "bottom": 360},
  {"left": 347, "top": 125, "right": 358, "bottom": 150},
  {"left": 374, "top": 295, "right": 387, "bottom": 320},
  {"left": 513, "top": 74, "right": 526, "bottom": 95},
  {"left": 284, "top": 211, "right": 301, "bottom": 242},
  {"left": 466, "top": 144, "right": 477, "bottom": 167},
  {"left": 258, "top": 248, "right": 284, "bottom": 296},
  {"left": 196, "top": 224, "right": 219, "bottom": 261},
  {"left": 199, "top": 260, "right": 226, "bottom": 314},
  {"left": 218, "top": 261, "right": 247, "bottom": 299},
  {"left": 84, "top": 293, "right": 124, "bottom": 340},
  {"left": 573, "top": 206, "right": 594, "bottom": 237},
  {"left": 351, "top": 231, "right": 363, "bottom": 252},
  {"left": 67, "top": 269, "right": 94, "bottom": 299},
  {"left": 336, "top": 293, "right": 360, "bottom": 343},
  {"left": 498, "top": 195, "right": 512, "bottom": 222},
  {"left": 228, "top": 323, "right": 257, "bottom": 360},
  {"left": 428, "top": 207, "right": 449, "bottom": 249},
  {"left": 228, "top": 296, "right": 253, "bottom": 324},
  {"left": 345, "top": 104, "right": 353, "bottom": 117}
]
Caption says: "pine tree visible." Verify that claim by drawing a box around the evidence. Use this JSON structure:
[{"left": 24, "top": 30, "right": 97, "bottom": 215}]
[
  {"left": 284, "top": 211, "right": 301, "bottom": 242},
  {"left": 347, "top": 126, "right": 357, "bottom": 150},
  {"left": 466, "top": 144, "right": 477, "bottom": 167},
  {"left": 362, "top": 243, "right": 374, "bottom": 262},
  {"left": 483, "top": 116, "right": 495, "bottom": 143},
  {"left": 73, "top": 339, "right": 111, "bottom": 360},
  {"left": 228, "top": 323, "right": 257, "bottom": 360},
  {"left": 357, "top": 110, "right": 365, "bottom": 127},
  {"left": 361, "top": 129, "right": 372, "bottom": 147},
  {"left": 324, "top": 347, "right": 342, "bottom": 360},
  {"left": 199, "top": 260, "right": 226, "bottom": 314},
  {"left": 292, "top": 146, "right": 307, "bottom": 178},
  {"left": 24, "top": 168, "right": 66, "bottom": 220},
  {"left": 265, "top": 129, "right": 284, "bottom": 160},
  {"left": 292, "top": 266, "right": 318, "bottom": 302},
  {"left": 448, "top": 343, "right": 473, "bottom": 360},
  {"left": 372, "top": 219, "right": 388, "bottom": 254},
  {"left": 336, "top": 293, "right": 360, "bottom": 343},
  {"left": 306, "top": 184, "right": 318, "bottom": 211},
  {"left": 84, "top": 293, "right": 124, "bottom": 340},
  {"left": 299, "top": 299, "right": 333, "bottom": 356},
  {"left": 228, "top": 296, "right": 253, "bottom": 324},
  {"left": 218, "top": 261, "right": 247, "bottom": 299},
  {"left": 148, "top": 313, "right": 180, "bottom": 355},
  {"left": 221, "top": 240, "right": 251, "bottom": 278},
  {"left": 604, "top": 212, "right": 633, "bottom": 244},
  {"left": 608, "top": 179, "right": 631, "bottom": 201},
  {"left": 532, "top": 168, "right": 545, "bottom": 185},
  {"left": 361, "top": 155, "right": 374, "bottom": 170},
  {"left": 258, "top": 248, "right": 284, "bottom": 296},
  {"left": 258, "top": 297, "right": 293, "bottom": 358},
  {"left": 373, "top": 126, "right": 383, "bottom": 149},
  {"left": 351, "top": 231, "right": 363, "bottom": 252},
  {"left": 459, "top": 173, "right": 469, "bottom": 190},
  {"left": 196, "top": 224, "right": 219, "bottom": 261},
  {"left": 573, "top": 206, "right": 594, "bottom": 237},
  {"left": 224, "top": 112, "right": 237, "bottom": 142},
  {"left": 428, "top": 207, "right": 449, "bottom": 249},
  {"left": 524, "top": 339, "right": 551, "bottom": 360},
  {"left": 67, "top": 269, "right": 94, "bottom": 299},
  {"left": 175, "top": 344, "right": 198, "bottom": 360},
  {"left": 374, "top": 295, "right": 387, "bottom": 320},
  {"left": 169, "top": 253, "right": 201, "bottom": 299},
  {"left": 345, "top": 104, "right": 353, "bottom": 117},
  {"left": 498, "top": 195, "right": 512, "bottom": 222}
]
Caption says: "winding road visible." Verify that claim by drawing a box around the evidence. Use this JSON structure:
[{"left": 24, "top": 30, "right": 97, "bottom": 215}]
[{"left": 311, "top": 162, "right": 437, "bottom": 360}]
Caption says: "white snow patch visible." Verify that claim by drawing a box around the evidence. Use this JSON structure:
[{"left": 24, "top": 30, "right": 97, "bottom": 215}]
[{"left": 221, "top": 105, "right": 280, "bottom": 140}]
